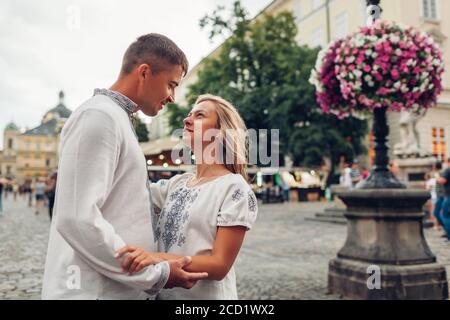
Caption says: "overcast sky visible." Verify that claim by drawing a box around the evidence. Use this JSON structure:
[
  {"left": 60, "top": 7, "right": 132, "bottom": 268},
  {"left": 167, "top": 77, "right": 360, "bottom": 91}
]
[{"left": 0, "top": 0, "right": 272, "bottom": 147}]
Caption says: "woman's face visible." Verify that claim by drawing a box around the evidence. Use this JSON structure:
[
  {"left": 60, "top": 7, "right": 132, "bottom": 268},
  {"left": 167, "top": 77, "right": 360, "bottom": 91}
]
[{"left": 182, "top": 100, "right": 219, "bottom": 151}]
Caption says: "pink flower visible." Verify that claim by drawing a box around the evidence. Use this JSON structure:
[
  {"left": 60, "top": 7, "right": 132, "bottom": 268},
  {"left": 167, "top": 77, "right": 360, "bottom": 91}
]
[
  {"left": 391, "top": 69, "right": 400, "bottom": 80},
  {"left": 364, "top": 65, "right": 371, "bottom": 72},
  {"left": 377, "top": 88, "right": 390, "bottom": 96}
]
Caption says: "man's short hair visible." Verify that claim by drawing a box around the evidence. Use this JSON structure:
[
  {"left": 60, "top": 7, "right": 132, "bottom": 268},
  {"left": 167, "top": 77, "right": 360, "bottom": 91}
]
[{"left": 120, "top": 33, "right": 188, "bottom": 76}]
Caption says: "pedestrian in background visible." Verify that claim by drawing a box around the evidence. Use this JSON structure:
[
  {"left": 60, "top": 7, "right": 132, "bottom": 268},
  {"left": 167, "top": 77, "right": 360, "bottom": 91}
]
[
  {"left": 361, "top": 166, "right": 371, "bottom": 180},
  {"left": 46, "top": 172, "right": 57, "bottom": 220},
  {"left": 437, "top": 158, "right": 450, "bottom": 240},
  {"left": 34, "top": 178, "right": 46, "bottom": 215},
  {"left": 433, "top": 162, "right": 446, "bottom": 232},
  {"left": 342, "top": 163, "right": 353, "bottom": 188},
  {"left": 350, "top": 160, "right": 361, "bottom": 188},
  {"left": 0, "top": 178, "right": 4, "bottom": 216},
  {"left": 12, "top": 181, "right": 19, "bottom": 202},
  {"left": 24, "top": 180, "right": 33, "bottom": 207},
  {"left": 425, "top": 171, "right": 439, "bottom": 230}
]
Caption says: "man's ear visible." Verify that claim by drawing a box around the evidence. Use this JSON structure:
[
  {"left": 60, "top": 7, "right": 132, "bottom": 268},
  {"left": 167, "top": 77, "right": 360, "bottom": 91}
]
[{"left": 137, "top": 64, "right": 151, "bottom": 80}]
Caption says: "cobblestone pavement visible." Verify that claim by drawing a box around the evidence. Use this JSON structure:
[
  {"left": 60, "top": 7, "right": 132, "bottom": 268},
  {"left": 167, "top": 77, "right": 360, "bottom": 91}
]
[{"left": 1, "top": 196, "right": 450, "bottom": 300}]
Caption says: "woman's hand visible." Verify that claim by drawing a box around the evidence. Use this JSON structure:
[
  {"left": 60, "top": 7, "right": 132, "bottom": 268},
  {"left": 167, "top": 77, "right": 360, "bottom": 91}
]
[{"left": 116, "top": 245, "right": 164, "bottom": 275}]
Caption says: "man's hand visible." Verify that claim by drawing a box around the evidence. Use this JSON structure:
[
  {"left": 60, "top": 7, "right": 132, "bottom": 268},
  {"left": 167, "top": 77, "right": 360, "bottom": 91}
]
[
  {"left": 165, "top": 256, "right": 208, "bottom": 289},
  {"left": 116, "top": 245, "right": 164, "bottom": 274}
]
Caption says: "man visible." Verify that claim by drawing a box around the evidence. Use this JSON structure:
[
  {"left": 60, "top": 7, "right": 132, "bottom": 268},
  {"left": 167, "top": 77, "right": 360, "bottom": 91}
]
[
  {"left": 42, "top": 34, "right": 208, "bottom": 299},
  {"left": 438, "top": 158, "right": 450, "bottom": 241}
]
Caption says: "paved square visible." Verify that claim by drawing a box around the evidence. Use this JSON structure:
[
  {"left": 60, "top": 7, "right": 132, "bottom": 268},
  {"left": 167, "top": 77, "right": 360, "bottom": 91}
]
[{"left": 0, "top": 196, "right": 449, "bottom": 299}]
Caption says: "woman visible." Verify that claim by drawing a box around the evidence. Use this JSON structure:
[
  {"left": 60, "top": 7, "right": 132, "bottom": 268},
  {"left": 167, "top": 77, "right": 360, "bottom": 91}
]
[{"left": 117, "top": 94, "right": 258, "bottom": 299}]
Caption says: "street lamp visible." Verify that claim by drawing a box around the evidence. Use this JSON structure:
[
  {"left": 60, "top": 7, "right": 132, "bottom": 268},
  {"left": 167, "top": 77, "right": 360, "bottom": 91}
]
[{"left": 328, "top": 0, "right": 448, "bottom": 300}]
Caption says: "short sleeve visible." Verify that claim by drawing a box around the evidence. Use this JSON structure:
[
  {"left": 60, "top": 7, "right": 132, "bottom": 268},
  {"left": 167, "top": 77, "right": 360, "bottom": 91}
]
[{"left": 217, "top": 179, "right": 258, "bottom": 230}]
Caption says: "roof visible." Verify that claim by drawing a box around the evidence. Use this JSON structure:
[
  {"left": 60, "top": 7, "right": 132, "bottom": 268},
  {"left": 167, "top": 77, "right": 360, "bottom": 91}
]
[
  {"left": 43, "top": 91, "right": 72, "bottom": 122},
  {"left": 45, "top": 103, "right": 72, "bottom": 119},
  {"left": 140, "top": 136, "right": 184, "bottom": 156},
  {"left": 23, "top": 119, "right": 59, "bottom": 136}
]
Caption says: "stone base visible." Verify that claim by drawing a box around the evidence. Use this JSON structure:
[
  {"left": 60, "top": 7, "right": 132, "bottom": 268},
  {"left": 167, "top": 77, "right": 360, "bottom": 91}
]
[
  {"left": 396, "top": 157, "right": 437, "bottom": 189},
  {"left": 329, "top": 258, "right": 448, "bottom": 300}
]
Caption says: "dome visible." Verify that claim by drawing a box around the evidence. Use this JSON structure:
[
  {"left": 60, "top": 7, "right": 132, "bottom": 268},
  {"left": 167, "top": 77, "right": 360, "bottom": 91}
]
[
  {"left": 4, "top": 121, "right": 19, "bottom": 132},
  {"left": 43, "top": 91, "right": 72, "bottom": 122}
]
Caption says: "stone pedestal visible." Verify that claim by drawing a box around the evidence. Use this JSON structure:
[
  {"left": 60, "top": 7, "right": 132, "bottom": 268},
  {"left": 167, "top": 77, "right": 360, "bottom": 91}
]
[
  {"left": 396, "top": 157, "right": 436, "bottom": 189},
  {"left": 328, "top": 189, "right": 448, "bottom": 300}
]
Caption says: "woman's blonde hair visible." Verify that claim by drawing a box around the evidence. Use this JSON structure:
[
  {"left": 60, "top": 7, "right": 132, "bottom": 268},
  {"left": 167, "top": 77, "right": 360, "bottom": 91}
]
[{"left": 194, "top": 94, "right": 248, "bottom": 181}]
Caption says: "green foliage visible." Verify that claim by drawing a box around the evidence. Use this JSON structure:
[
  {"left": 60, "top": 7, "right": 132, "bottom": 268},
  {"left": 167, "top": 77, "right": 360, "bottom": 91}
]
[
  {"left": 168, "top": 0, "right": 368, "bottom": 171},
  {"left": 134, "top": 116, "right": 150, "bottom": 143}
]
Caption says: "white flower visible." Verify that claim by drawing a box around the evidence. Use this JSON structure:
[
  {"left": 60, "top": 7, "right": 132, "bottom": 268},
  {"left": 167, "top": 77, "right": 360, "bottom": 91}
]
[
  {"left": 394, "top": 82, "right": 402, "bottom": 89},
  {"left": 401, "top": 85, "right": 409, "bottom": 93},
  {"left": 353, "top": 70, "right": 363, "bottom": 78},
  {"left": 365, "top": 49, "right": 373, "bottom": 56},
  {"left": 368, "top": 81, "right": 375, "bottom": 87},
  {"left": 395, "top": 49, "right": 403, "bottom": 56},
  {"left": 390, "top": 35, "right": 400, "bottom": 43},
  {"left": 364, "top": 75, "right": 373, "bottom": 83},
  {"left": 372, "top": 52, "right": 378, "bottom": 58},
  {"left": 399, "top": 23, "right": 408, "bottom": 31}
]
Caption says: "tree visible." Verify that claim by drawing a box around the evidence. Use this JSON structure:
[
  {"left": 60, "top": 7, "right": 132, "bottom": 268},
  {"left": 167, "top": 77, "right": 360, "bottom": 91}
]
[
  {"left": 168, "top": 1, "right": 368, "bottom": 174},
  {"left": 134, "top": 116, "right": 150, "bottom": 143}
]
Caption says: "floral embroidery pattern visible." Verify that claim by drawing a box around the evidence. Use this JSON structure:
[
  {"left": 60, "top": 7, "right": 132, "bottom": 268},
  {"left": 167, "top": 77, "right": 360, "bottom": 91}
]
[
  {"left": 248, "top": 191, "right": 257, "bottom": 213},
  {"left": 156, "top": 186, "right": 199, "bottom": 251},
  {"left": 231, "top": 189, "right": 244, "bottom": 202}
]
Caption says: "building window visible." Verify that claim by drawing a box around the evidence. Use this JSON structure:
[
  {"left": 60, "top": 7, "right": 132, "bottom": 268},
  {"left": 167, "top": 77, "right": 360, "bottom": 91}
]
[
  {"left": 8, "top": 138, "right": 13, "bottom": 149},
  {"left": 422, "top": 0, "right": 438, "bottom": 20},
  {"left": 432, "top": 127, "right": 446, "bottom": 162},
  {"left": 312, "top": 0, "right": 322, "bottom": 10},
  {"left": 46, "top": 159, "right": 50, "bottom": 167},
  {"left": 310, "top": 27, "right": 325, "bottom": 48},
  {"left": 368, "top": 132, "right": 375, "bottom": 165},
  {"left": 334, "top": 12, "right": 349, "bottom": 39},
  {"left": 6, "top": 166, "right": 11, "bottom": 174}
]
